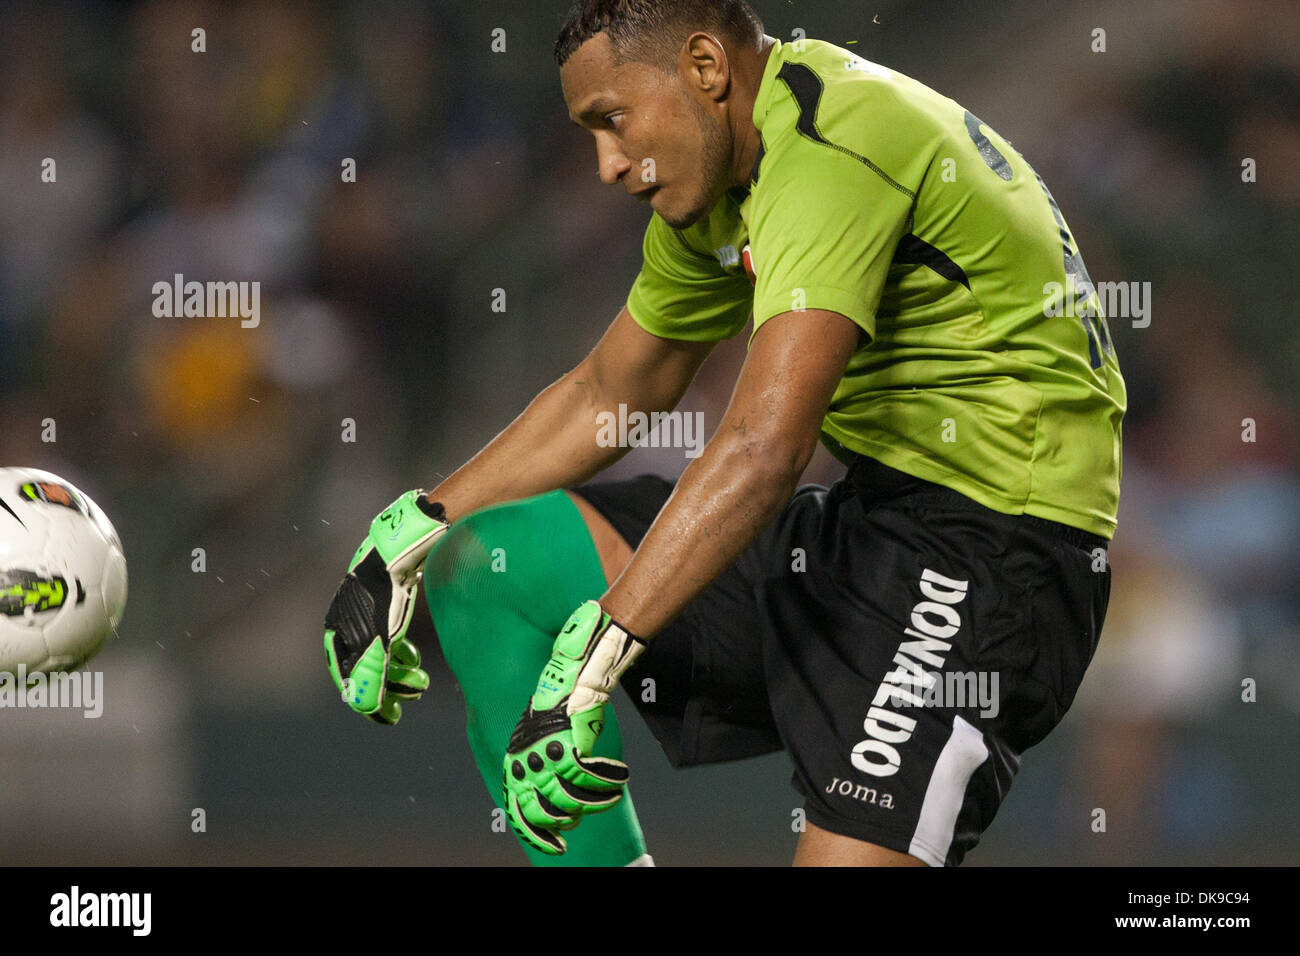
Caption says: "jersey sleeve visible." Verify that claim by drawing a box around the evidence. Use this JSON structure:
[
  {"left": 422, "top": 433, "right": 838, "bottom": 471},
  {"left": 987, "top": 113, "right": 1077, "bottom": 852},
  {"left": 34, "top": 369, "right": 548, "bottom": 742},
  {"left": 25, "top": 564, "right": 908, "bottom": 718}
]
[
  {"left": 748, "top": 134, "right": 915, "bottom": 344},
  {"left": 625, "top": 212, "right": 754, "bottom": 342}
]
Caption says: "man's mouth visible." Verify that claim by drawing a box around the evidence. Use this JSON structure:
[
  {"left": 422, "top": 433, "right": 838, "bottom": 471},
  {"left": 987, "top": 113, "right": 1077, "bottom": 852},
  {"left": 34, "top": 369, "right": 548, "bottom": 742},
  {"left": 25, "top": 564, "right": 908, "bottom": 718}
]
[{"left": 636, "top": 186, "right": 660, "bottom": 202}]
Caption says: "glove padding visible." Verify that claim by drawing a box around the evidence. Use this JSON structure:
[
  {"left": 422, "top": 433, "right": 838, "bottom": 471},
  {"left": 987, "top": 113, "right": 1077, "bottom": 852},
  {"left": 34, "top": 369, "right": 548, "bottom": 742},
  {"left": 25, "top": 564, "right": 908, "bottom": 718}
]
[
  {"left": 503, "top": 600, "right": 647, "bottom": 854},
  {"left": 324, "top": 490, "right": 449, "bottom": 724}
]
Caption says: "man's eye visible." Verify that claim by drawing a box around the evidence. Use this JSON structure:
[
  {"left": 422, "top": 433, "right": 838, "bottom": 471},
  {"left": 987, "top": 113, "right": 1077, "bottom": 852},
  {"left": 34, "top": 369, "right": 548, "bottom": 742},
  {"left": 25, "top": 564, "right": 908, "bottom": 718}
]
[{"left": 603, "top": 113, "right": 623, "bottom": 129}]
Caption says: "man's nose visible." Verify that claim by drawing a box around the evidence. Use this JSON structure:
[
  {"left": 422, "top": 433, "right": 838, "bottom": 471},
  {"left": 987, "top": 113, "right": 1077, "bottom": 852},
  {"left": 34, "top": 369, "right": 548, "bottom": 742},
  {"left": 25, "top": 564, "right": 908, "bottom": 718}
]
[{"left": 595, "top": 135, "right": 631, "bottom": 186}]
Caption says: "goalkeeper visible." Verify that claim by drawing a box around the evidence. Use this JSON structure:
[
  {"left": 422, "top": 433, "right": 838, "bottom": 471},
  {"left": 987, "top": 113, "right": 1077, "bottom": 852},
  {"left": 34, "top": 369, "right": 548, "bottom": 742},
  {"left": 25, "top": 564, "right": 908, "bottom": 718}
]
[{"left": 325, "top": 0, "right": 1126, "bottom": 867}]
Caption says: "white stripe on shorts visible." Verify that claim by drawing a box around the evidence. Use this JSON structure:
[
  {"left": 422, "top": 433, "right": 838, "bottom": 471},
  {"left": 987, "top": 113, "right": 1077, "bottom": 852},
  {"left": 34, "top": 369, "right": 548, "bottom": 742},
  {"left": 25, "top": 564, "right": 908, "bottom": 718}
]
[{"left": 907, "top": 715, "right": 989, "bottom": 866}]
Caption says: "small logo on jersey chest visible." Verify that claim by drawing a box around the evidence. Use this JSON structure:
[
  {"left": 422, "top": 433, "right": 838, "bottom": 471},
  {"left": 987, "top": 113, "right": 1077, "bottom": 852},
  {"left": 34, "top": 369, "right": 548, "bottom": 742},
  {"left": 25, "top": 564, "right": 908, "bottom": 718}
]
[
  {"left": 714, "top": 243, "right": 756, "bottom": 285},
  {"left": 741, "top": 244, "right": 756, "bottom": 285}
]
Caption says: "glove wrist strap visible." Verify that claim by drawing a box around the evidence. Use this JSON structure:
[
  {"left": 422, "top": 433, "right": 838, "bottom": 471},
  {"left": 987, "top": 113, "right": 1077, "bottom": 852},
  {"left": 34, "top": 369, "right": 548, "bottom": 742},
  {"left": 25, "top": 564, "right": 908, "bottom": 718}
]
[
  {"left": 374, "top": 489, "right": 450, "bottom": 577},
  {"left": 569, "top": 605, "right": 646, "bottom": 715}
]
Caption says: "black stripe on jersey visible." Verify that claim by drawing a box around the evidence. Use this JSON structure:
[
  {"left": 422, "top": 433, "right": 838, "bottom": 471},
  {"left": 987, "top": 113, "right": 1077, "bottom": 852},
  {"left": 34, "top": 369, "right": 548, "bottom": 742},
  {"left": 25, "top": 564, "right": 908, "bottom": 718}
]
[
  {"left": 892, "top": 234, "right": 970, "bottom": 289},
  {"left": 776, "top": 62, "right": 915, "bottom": 202}
]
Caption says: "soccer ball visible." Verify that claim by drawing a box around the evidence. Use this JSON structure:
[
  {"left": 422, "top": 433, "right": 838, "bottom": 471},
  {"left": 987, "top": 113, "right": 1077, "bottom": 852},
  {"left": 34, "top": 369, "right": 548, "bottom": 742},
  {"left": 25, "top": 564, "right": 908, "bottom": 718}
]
[{"left": 0, "top": 468, "right": 127, "bottom": 676}]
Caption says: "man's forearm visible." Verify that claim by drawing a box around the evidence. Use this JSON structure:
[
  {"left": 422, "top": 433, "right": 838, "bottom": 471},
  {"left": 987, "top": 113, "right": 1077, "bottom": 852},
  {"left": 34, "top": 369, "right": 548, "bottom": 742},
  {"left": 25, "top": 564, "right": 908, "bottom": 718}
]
[
  {"left": 593, "top": 308, "right": 855, "bottom": 641},
  {"left": 597, "top": 432, "right": 807, "bottom": 640},
  {"left": 426, "top": 371, "right": 630, "bottom": 521}
]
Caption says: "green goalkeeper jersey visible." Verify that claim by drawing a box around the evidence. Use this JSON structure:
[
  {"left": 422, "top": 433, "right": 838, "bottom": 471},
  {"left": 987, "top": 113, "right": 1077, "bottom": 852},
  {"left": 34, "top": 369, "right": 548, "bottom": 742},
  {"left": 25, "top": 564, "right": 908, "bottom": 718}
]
[{"left": 625, "top": 38, "right": 1126, "bottom": 539}]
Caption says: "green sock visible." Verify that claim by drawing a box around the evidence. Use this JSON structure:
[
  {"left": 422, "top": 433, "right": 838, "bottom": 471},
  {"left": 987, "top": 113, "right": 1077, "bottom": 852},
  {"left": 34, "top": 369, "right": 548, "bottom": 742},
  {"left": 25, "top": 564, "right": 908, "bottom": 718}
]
[{"left": 424, "top": 489, "right": 648, "bottom": 866}]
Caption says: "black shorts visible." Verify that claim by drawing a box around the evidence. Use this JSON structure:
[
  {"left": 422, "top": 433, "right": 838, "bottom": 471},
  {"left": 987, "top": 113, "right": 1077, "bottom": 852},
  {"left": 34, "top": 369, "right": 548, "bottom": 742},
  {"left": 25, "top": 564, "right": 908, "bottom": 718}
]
[{"left": 567, "top": 455, "right": 1111, "bottom": 866}]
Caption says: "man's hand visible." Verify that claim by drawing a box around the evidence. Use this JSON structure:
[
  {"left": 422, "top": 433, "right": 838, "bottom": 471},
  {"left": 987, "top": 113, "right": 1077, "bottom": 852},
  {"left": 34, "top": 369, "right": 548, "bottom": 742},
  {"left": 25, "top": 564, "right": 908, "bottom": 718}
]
[
  {"left": 324, "top": 491, "right": 449, "bottom": 725},
  {"left": 503, "top": 600, "right": 647, "bottom": 854}
]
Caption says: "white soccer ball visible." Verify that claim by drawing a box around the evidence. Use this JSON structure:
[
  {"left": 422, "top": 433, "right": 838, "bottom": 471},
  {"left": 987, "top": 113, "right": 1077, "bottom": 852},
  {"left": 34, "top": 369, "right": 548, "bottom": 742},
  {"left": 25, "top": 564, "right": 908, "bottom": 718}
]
[{"left": 0, "top": 468, "right": 127, "bottom": 676}]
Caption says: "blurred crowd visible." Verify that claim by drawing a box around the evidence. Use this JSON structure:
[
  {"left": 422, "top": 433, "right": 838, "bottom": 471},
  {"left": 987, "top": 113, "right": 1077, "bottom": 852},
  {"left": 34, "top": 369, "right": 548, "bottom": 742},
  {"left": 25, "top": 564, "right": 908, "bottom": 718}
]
[{"left": 0, "top": 0, "right": 1295, "bottom": 864}]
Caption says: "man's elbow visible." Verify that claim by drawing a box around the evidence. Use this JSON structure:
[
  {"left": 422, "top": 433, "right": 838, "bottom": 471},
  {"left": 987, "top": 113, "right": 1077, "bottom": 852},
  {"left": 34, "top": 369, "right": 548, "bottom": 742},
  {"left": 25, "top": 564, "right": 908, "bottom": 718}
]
[{"left": 713, "top": 422, "right": 820, "bottom": 496}]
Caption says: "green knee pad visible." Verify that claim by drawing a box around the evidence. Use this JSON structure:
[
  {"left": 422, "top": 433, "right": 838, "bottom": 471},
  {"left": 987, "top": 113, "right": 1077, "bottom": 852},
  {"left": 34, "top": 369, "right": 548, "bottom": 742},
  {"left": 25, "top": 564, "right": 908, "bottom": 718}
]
[{"left": 424, "top": 488, "right": 647, "bottom": 866}]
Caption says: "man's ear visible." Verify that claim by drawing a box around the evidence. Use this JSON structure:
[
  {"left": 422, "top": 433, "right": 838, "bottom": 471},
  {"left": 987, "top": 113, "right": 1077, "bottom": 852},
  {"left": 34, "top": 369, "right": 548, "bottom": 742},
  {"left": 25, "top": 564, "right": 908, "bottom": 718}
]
[{"left": 681, "top": 31, "right": 731, "bottom": 102}]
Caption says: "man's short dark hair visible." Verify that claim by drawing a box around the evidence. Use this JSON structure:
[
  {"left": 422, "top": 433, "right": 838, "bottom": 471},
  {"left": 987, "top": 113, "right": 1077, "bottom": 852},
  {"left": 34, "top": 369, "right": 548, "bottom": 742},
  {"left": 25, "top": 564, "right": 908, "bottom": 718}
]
[{"left": 555, "top": 0, "right": 765, "bottom": 70}]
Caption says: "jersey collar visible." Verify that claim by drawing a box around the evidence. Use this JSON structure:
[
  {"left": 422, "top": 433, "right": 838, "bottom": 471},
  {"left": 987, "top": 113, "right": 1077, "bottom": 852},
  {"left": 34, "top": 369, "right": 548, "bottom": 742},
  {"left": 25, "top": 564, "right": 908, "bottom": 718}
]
[
  {"left": 751, "top": 37, "right": 784, "bottom": 135},
  {"left": 727, "top": 38, "right": 783, "bottom": 203}
]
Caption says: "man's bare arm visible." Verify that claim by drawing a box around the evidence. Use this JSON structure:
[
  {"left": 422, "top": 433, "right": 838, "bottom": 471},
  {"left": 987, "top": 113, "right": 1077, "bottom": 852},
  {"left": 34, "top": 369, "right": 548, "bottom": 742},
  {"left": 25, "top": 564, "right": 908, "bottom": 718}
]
[
  {"left": 597, "top": 308, "right": 862, "bottom": 639},
  {"left": 426, "top": 305, "right": 716, "bottom": 521}
]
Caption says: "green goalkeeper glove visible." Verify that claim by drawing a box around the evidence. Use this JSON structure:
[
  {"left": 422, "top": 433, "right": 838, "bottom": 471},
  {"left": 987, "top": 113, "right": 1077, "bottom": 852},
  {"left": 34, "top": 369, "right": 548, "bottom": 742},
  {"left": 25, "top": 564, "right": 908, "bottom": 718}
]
[
  {"left": 324, "top": 490, "right": 450, "bottom": 725},
  {"left": 503, "top": 600, "right": 647, "bottom": 854}
]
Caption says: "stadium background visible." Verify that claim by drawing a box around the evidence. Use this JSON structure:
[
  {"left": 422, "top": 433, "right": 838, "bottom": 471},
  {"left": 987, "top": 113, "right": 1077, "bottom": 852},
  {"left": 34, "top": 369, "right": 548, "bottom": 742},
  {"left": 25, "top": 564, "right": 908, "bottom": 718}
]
[{"left": 1, "top": 0, "right": 1296, "bottom": 865}]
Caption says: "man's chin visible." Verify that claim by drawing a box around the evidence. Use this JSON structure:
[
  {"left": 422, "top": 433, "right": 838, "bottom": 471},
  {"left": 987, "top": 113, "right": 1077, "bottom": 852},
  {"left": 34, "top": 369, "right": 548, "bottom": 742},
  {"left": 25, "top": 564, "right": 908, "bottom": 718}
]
[
  {"left": 660, "top": 213, "right": 699, "bottom": 230},
  {"left": 658, "top": 197, "right": 711, "bottom": 231}
]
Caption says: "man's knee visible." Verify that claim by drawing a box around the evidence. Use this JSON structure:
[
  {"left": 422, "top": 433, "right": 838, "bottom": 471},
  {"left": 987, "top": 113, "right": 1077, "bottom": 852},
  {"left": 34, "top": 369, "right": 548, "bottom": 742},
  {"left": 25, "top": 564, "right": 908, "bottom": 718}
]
[
  {"left": 423, "top": 499, "right": 529, "bottom": 612},
  {"left": 423, "top": 490, "right": 623, "bottom": 647},
  {"left": 421, "top": 499, "right": 547, "bottom": 681}
]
